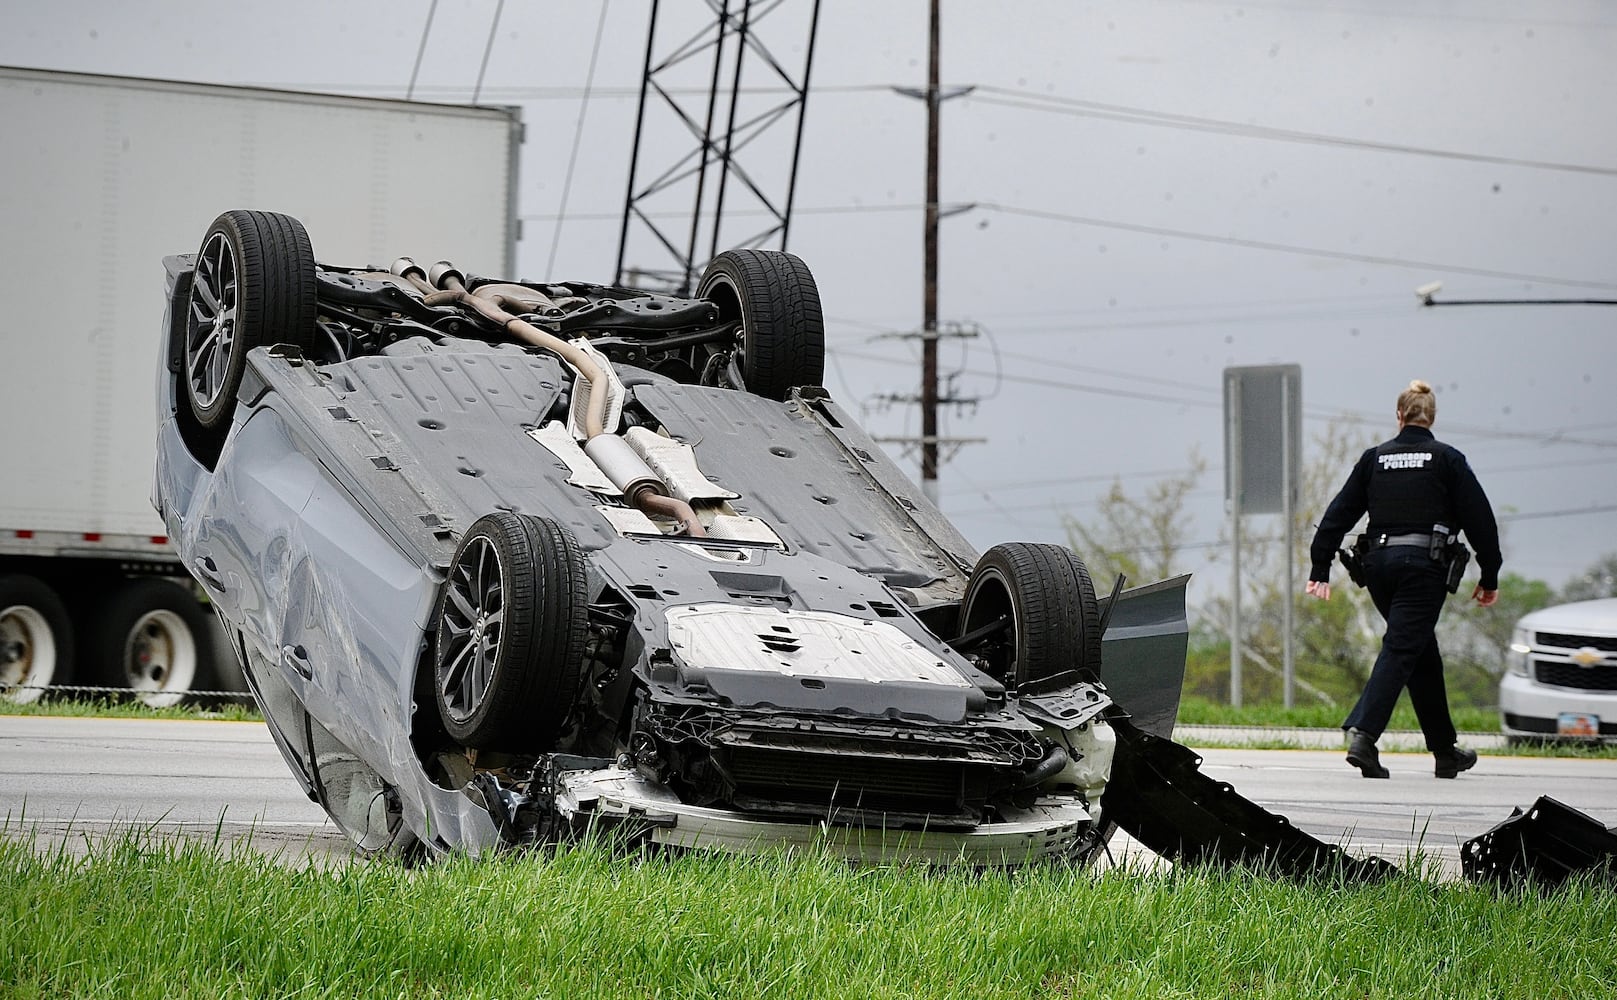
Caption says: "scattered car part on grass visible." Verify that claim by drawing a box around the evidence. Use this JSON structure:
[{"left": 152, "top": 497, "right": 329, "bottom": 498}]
[
  {"left": 1105, "top": 718, "right": 1398, "bottom": 883},
  {"left": 1462, "top": 796, "right": 1617, "bottom": 891}
]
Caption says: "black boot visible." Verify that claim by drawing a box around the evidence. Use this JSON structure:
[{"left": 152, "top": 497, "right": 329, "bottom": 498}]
[
  {"left": 1434, "top": 745, "right": 1478, "bottom": 779},
  {"left": 1346, "top": 728, "right": 1390, "bottom": 779}
]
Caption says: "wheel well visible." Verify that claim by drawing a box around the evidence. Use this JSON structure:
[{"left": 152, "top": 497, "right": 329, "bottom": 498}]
[
  {"left": 701, "top": 276, "right": 741, "bottom": 320},
  {"left": 959, "top": 571, "right": 1014, "bottom": 682},
  {"left": 408, "top": 631, "right": 454, "bottom": 776}
]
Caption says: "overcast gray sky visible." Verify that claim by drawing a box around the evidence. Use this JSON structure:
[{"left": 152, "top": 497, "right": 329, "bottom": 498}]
[{"left": 5, "top": 0, "right": 1614, "bottom": 608}]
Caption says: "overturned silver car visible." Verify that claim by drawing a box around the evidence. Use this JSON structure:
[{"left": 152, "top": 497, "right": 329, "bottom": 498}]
[{"left": 154, "top": 209, "right": 1258, "bottom": 868}]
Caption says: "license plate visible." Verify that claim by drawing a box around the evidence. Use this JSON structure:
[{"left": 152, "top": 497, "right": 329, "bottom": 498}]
[{"left": 1557, "top": 712, "right": 1600, "bottom": 736}]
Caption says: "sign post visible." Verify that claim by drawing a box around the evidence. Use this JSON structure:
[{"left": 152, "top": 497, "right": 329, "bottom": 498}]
[{"left": 1223, "top": 365, "right": 1303, "bottom": 707}]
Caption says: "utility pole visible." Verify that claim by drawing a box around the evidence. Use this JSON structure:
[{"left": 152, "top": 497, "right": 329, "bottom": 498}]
[
  {"left": 922, "top": 0, "right": 941, "bottom": 502},
  {"left": 884, "top": 0, "right": 979, "bottom": 503}
]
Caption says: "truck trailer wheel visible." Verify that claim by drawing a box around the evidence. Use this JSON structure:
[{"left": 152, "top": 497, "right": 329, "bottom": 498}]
[
  {"left": 184, "top": 210, "right": 318, "bottom": 437},
  {"left": 957, "top": 542, "right": 1102, "bottom": 693},
  {"left": 90, "top": 578, "right": 215, "bottom": 707},
  {"left": 0, "top": 574, "right": 74, "bottom": 703},
  {"left": 695, "top": 249, "right": 826, "bottom": 400}
]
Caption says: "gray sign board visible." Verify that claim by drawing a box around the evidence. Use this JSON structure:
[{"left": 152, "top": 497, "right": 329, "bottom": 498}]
[{"left": 1224, "top": 365, "right": 1302, "bottom": 515}]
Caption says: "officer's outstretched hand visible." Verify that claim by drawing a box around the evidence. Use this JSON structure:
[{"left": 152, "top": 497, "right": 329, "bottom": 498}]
[
  {"left": 1473, "top": 585, "right": 1498, "bottom": 607},
  {"left": 1305, "top": 580, "right": 1331, "bottom": 601}
]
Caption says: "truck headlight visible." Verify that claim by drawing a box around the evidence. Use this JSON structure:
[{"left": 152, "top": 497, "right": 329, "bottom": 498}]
[{"left": 1506, "top": 626, "right": 1532, "bottom": 677}]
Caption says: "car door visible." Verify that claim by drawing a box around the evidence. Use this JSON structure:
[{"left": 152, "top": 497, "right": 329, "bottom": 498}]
[{"left": 179, "top": 406, "right": 317, "bottom": 668}]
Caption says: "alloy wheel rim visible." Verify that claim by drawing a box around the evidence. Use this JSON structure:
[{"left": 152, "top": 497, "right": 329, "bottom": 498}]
[
  {"left": 185, "top": 231, "right": 240, "bottom": 410},
  {"left": 440, "top": 535, "right": 505, "bottom": 723}
]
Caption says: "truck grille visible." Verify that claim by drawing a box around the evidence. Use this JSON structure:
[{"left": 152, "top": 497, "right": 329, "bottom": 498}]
[
  {"left": 1534, "top": 660, "right": 1617, "bottom": 692},
  {"left": 1536, "top": 631, "right": 1617, "bottom": 653}
]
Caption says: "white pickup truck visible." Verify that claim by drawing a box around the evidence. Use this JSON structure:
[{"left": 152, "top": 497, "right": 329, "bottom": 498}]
[{"left": 1501, "top": 598, "right": 1617, "bottom": 742}]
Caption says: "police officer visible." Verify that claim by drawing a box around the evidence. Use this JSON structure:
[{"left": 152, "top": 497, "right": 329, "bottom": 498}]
[{"left": 1305, "top": 379, "right": 1502, "bottom": 779}]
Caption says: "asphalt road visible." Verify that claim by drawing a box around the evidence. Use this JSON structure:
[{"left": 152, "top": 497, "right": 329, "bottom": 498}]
[
  {"left": 1187, "top": 744, "right": 1617, "bottom": 877},
  {"left": 0, "top": 715, "right": 349, "bottom": 860},
  {"left": 4, "top": 715, "right": 1613, "bottom": 876}
]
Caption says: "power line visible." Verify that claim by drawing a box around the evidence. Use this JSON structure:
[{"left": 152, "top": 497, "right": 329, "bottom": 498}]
[
  {"left": 546, "top": 0, "right": 612, "bottom": 276},
  {"left": 406, "top": 0, "right": 439, "bottom": 101},
  {"left": 944, "top": 449, "right": 1617, "bottom": 511},
  {"left": 287, "top": 74, "right": 1617, "bottom": 181},
  {"left": 969, "top": 87, "right": 1617, "bottom": 178},
  {"left": 471, "top": 0, "right": 505, "bottom": 105},
  {"left": 831, "top": 347, "right": 1617, "bottom": 448},
  {"left": 949, "top": 504, "right": 1617, "bottom": 557},
  {"left": 979, "top": 203, "right": 1617, "bottom": 291},
  {"left": 518, "top": 197, "right": 1617, "bottom": 292}
]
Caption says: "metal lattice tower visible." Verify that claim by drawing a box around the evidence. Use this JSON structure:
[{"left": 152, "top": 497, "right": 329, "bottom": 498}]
[{"left": 615, "top": 0, "right": 822, "bottom": 293}]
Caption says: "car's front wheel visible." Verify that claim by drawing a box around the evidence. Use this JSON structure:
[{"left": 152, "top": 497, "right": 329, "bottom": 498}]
[
  {"left": 183, "top": 210, "right": 318, "bottom": 438},
  {"left": 433, "top": 512, "right": 588, "bottom": 752},
  {"left": 695, "top": 248, "right": 825, "bottom": 400},
  {"left": 957, "top": 542, "right": 1102, "bottom": 693}
]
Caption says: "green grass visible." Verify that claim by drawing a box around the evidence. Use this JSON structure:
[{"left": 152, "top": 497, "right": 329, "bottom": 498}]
[
  {"left": 0, "top": 696, "right": 260, "bottom": 723},
  {"left": 1175, "top": 695, "right": 1500, "bottom": 734},
  {"left": 2, "top": 831, "right": 1614, "bottom": 1000}
]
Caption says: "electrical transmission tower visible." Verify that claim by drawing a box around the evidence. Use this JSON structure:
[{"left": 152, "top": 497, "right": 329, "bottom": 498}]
[{"left": 616, "top": 0, "right": 823, "bottom": 294}]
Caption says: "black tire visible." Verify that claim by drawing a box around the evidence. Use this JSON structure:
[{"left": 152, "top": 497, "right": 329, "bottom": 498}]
[
  {"left": 87, "top": 578, "right": 215, "bottom": 708},
  {"left": 957, "top": 543, "right": 1101, "bottom": 693},
  {"left": 183, "top": 209, "right": 318, "bottom": 433},
  {"left": 434, "top": 512, "right": 588, "bottom": 751},
  {"left": 695, "top": 248, "right": 825, "bottom": 400},
  {"left": 0, "top": 574, "right": 74, "bottom": 704}
]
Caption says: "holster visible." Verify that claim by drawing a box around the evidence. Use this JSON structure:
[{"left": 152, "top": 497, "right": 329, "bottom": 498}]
[
  {"left": 1442, "top": 540, "right": 1470, "bottom": 594},
  {"left": 1431, "top": 524, "right": 1470, "bottom": 594},
  {"left": 1337, "top": 534, "right": 1369, "bottom": 587}
]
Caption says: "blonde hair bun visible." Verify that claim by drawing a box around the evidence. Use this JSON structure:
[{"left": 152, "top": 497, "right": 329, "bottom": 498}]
[{"left": 1397, "top": 379, "right": 1437, "bottom": 426}]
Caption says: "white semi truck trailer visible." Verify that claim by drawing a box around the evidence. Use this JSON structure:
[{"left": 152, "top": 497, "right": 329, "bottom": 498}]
[{"left": 0, "top": 66, "right": 521, "bottom": 704}]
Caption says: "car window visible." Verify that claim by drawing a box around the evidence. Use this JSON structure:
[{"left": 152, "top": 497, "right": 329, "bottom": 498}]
[
  {"left": 239, "top": 639, "right": 313, "bottom": 792},
  {"left": 306, "top": 714, "right": 398, "bottom": 852}
]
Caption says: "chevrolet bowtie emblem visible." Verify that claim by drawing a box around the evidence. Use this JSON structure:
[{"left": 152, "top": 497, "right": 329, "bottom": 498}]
[{"left": 1571, "top": 647, "right": 1605, "bottom": 668}]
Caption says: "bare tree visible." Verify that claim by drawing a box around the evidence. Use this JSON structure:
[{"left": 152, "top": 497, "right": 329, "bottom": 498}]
[{"left": 1061, "top": 448, "right": 1207, "bottom": 592}]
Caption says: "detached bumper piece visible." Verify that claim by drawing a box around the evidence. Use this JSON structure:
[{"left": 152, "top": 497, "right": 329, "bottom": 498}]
[
  {"left": 1104, "top": 719, "right": 1397, "bottom": 883},
  {"left": 551, "top": 763, "right": 1099, "bottom": 867},
  {"left": 1461, "top": 796, "right": 1617, "bottom": 891}
]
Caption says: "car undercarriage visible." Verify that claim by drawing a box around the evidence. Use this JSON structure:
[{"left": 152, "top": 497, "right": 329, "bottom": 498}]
[{"left": 152, "top": 210, "right": 1616, "bottom": 887}]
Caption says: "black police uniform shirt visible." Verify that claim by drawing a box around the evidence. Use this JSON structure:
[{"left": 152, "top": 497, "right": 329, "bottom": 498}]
[{"left": 1308, "top": 425, "right": 1502, "bottom": 591}]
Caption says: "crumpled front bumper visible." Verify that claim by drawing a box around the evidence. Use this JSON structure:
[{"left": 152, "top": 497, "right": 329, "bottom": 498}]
[{"left": 552, "top": 764, "right": 1100, "bottom": 866}]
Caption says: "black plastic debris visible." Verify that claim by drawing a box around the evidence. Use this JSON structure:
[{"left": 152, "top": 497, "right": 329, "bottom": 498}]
[
  {"left": 1461, "top": 796, "right": 1617, "bottom": 891},
  {"left": 1104, "top": 717, "right": 1398, "bottom": 883}
]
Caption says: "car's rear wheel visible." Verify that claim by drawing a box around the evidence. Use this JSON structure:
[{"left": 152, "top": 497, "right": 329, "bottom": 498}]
[
  {"left": 0, "top": 575, "right": 74, "bottom": 704},
  {"left": 184, "top": 210, "right": 318, "bottom": 435},
  {"left": 433, "top": 512, "right": 588, "bottom": 752},
  {"left": 957, "top": 542, "right": 1101, "bottom": 693},
  {"left": 695, "top": 248, "right": 825, "bottom": 400},
  {"left": 86, "top": 578, "right": 214, "bottom": 708}
]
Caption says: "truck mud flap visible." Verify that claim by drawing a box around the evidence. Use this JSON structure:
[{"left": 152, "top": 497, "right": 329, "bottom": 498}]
[
  {"left": 1461, "top": 796, "right": 1617, "bottom": 891},
  {"left": 1103, "top": 718, "right": 1397, "bottom": 883}
]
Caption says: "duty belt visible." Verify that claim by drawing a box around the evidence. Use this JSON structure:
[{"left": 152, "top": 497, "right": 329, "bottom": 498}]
[{"left": 1372, "top": 532, "right": 1433, "bottom": 548}]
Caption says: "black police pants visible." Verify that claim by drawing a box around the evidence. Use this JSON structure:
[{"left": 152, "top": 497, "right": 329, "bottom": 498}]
[{"left": 1341, "top": 544, "right": 1457, "bottom": 751}]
